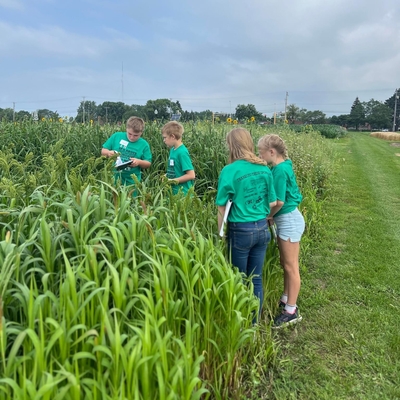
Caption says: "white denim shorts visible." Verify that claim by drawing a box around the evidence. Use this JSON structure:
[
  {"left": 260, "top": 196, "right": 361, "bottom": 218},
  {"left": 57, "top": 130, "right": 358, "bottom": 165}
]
[{"left": 274, "top": 208, "right": 305, "bottom": 243}]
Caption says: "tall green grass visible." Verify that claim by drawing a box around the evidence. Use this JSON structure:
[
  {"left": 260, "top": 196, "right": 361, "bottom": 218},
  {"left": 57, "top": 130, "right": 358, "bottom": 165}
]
[{"left": 0, "top": 120, "right": 335, "bottom": 398}]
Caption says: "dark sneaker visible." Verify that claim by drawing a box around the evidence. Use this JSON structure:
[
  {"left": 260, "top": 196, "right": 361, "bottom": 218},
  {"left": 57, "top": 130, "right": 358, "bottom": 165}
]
[
  {"left": 272, "top": 308, "right": 302, "bottom": 329},
  {"left": 278, "top": 301, "right": 286, "bottom": 309}
]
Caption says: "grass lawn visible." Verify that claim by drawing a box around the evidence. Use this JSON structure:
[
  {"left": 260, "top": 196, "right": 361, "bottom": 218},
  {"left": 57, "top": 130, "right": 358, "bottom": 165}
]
[{"left": 269, "top": 132, "right": 400, "bottom": 399}]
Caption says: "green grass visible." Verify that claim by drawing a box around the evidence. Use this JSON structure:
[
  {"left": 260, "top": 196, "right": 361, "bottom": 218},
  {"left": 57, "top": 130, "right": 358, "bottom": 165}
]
[
  {"left": 268, "top": 132, "right": 400, "bottom": 399},
  {"left": 0, "top": 121, "right": 338, "bottom": 398}
]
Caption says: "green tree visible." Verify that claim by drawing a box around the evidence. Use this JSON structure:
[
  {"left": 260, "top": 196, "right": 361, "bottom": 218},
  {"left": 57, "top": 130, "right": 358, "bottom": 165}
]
[
  {"left": 0, "top": 108, "right": 14, "bottom": 121},
  {"left": 16, "top": 110, "right": 31, "bottom": 121},
  {"left": 349, "top": 97, "right": 365, "bottom": 130},
  {"left": 303, "top": 110, "right": 326, "bottom": 124},
  {"left": 38, "top": 109, "right": 60, "bottom": 120},
  {"left": 330, "top": 114, "right": 349, "bottom": 127},
  {"left": 143, "top": 99, "right": 173, "bottom": 121},
  {"left": 235, "top": 104, "right": 262, "bottom": 122},
  {"left": 76, "top": 100, "right": 97, "bottom": 123},
  {"left": 122, "top": 104, "right": 146, "bottom": 121},
  {"left": 286, "top": 104, "right": 301, "bottom": 124},
  {"left": 97, "top": 101, "right": 128, "bottom": 124},
  {"left": 363, "top": 99, "right": 392, "bottom": 130},
  {"left": 385, "top": 89, "right": 399, "bottom": 131}
]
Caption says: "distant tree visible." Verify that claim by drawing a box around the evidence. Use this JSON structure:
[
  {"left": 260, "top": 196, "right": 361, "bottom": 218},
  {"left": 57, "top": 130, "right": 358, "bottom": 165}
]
[
  {"left": 0, "top": 108, "right": 14, "bottom": 121},
  {"left": 330, "top": 114, "right": 349, "bottom": 127},
  {"left": 286, "top": 104, "right": 301, "bottom": 124},
  {"left": 235, "top": 104, "right": 262, "bottom": 122},
  {"left": 180, "top": 110, "right": 191, "bottom": 122},
  {"left": 349, "top": 97, "right": 365, "bottom": 130},
  {"left": 303, "top": 110, "right": 326, "bottom": 124},
  {"left": 97, "top": 101, "right": 128, "bottom": 123},
  {"left": 76, "top": 101, "right": 97, "bottom": 123},
  {"left": 122, "top": 104, "right": 146, "bottom": 121},
  {"left": 385, "top": 90, "right": 399, "bottom": 131},
  {"left": 363, "top": 99, "right": 392, "bottom": 130},
  {"left": 38, "top": 109, "right": 60, "bottom": 120},
  {"left": 16, "top": 110, "right": 31, "bottom": 120},
  {"left": 174, "top": 100, "right": 183, "bottom": 114},
  {"left": 196, "top": 110, "right": 213, "bottom": 121},
  {"left": 143, "top": 99, "right": 173, "bottom": 121}
]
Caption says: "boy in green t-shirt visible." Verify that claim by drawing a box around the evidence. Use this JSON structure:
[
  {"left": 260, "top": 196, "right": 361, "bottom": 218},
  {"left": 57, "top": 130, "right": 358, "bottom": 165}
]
[
  {"left": 101, "top": 116, "right": 152, "bottom": 186},
  {"left": 161, "top": 121, "right": 195, "bottom": 195}
]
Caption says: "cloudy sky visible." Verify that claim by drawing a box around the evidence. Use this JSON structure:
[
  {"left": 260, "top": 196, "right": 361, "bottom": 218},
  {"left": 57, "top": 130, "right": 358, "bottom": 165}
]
[{"left": 1, "top": 0, "right": 399, "bottom": 117}]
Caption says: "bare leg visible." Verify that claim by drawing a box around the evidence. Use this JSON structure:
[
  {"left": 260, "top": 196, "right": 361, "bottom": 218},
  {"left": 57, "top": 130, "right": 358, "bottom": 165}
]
[{"left": 277, "top": 237, "right": 301, "bottom": 306}]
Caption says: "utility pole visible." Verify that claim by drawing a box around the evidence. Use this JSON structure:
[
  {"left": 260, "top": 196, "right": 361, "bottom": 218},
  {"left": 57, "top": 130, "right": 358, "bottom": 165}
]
[
  {"left": 105, "top": 106, "right": 109, "bottom": 124},
  {"left": 274, "top": 103, "right": 276, "bottom": 125},
  {"left": 229, "top": 100, "right": 231, "bottom": 118},
  {"left": 82, "top": 96, "right": 86, "bottom": 123},
  {"left": 392, "top": 89, "right": 398, "bottom": 132},
  {"left": 284, "top": 92, "right": 288, "bottom": 123},
  {"left": 12, "top": 102, "right": 15, "bottom": 122}
]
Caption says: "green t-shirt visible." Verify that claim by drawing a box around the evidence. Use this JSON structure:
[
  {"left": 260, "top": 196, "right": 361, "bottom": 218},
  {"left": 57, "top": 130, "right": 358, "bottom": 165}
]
[
  {"left": 272, "top": 159, "right": 302, "bottom": 217},
  {"left": 216, "top": 160, "right": 276, "bottom": 222},
  {"left": 166, "top": 144, "right": 194, "bottom": 195},
  {"left": 102, "top": 132, "right": 152, "bottom": 185}
]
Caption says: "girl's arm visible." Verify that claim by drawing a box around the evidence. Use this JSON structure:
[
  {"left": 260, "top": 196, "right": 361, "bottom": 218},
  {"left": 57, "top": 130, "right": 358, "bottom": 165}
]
[
  {"left": 217, "top": 206, "right": 226, "bottom": 233},
  {"left": 269, "top": 200, "right": 284, "bottom": 218}
]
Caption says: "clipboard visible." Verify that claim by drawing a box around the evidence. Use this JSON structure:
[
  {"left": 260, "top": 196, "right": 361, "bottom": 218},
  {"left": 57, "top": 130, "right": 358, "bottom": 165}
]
[
  {"left": 115, "top": 160, "right": 133, "bottom": 171},
  {"left": 219, "top": 199, "right": 233, "bottom": 237}
]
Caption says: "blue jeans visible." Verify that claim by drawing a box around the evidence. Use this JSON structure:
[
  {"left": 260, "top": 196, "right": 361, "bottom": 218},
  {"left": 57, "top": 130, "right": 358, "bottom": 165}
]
[{"left": 227, "top": 219, "right": 270, "bottom": 318}]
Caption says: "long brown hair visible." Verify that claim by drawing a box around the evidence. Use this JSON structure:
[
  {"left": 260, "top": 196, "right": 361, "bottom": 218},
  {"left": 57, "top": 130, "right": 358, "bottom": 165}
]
[{"left": 226, "top": 128, "right": 267, "bottom": 165}]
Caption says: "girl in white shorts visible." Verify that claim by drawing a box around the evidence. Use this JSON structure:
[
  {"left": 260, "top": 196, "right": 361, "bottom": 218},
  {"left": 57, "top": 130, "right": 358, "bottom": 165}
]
[{"left": 258, "top": 134, "right": 305, "bottom": 329}]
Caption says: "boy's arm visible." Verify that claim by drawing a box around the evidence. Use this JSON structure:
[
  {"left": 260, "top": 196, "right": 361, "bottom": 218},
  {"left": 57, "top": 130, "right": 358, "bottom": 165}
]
[
  {"left": 102, "top": 148, "right": 117, "bottom": 157},
  {"left": 133, "top": 159, "right": 151, "bottom": 169},
  {"left": 132, "top": 142, "right": 152, "bottom": 169},
  {"left": 170, "top": 169, "right": 195, "bottom": 184}
]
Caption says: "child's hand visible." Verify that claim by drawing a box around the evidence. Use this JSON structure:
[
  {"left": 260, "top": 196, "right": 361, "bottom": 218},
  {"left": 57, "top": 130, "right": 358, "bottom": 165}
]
[{"left": 168, "top": 179, "right": 179, "bottom": 185}]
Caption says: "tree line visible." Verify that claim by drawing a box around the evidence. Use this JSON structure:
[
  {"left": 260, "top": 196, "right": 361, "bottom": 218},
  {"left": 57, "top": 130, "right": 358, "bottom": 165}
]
[
  {"left": 1, "top": 91, "right": 398, "bottom": 130},
  {"left": 287, "top": 93, "right": 398, "bottom": 131}
]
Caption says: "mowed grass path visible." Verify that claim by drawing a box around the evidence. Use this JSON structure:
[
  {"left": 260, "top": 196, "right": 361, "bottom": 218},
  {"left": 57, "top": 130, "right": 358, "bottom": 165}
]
[{"left": 269, "top": 132, "right": 400, "bottom": 399}]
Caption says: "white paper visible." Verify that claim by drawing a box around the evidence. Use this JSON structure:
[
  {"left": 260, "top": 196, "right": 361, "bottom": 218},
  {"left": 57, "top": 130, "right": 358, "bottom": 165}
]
[
  {"left": 115, "top": 156, "right": 123, "bottom": 167},
  {"left": 270, "top": 223, "right": 277, "bottom": 241},
  {"left": 219, "top": 200, "right": 233, "bottom": 237}
]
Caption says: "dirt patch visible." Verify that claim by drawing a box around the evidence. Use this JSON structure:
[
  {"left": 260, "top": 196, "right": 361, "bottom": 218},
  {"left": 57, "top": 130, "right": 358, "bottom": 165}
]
[
  {"left": 395, "top": 153, "right": 400, "bottom": 157},
  {"left": 315, "top": 278, "right": 326, "bottom": 290},
  {"left": 391, "top": 142, "right": 400, "bottom": 147}
]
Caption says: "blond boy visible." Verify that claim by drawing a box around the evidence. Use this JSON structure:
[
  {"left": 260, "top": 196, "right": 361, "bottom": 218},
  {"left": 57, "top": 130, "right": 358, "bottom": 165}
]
[{"left": 161, "top": 121, "right": 195, "bottom": 194}]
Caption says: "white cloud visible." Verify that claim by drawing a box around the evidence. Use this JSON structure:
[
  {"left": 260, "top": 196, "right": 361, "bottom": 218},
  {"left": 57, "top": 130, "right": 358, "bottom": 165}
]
[
  {"left": 2, "top": 0, "right": 400, "bottom": 115},
  {"left": 0, "top": 21, "right": 142, "bottom": 58},
  {"left": 0, "top": 0, "right": 24, "bottom": 10}
]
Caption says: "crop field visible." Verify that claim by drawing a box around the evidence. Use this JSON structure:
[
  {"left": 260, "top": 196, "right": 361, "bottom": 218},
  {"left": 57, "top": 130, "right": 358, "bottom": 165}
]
[{"left": 0, "top": 120, "right": 336, "bottom": 399}]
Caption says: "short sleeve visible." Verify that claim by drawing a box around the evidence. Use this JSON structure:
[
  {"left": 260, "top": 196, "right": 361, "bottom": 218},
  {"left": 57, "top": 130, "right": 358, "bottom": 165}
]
[
  {"left": 102, "top": 134, "right": 115, "bottom": 150},
  {"left": 179, "top": 150, "right": 194, "bottom": 172},
  {"left": 272, "top": 167, "right": 287, "bottom": 202},
  {"left": 216, "top": 168, "right": 231, "bottom": 206},
  {"left": 141, "top": 142, "right": 152, "bottom": 162},
  {"left": 267, "top": 172, "right": 277, "bottom": 203}
]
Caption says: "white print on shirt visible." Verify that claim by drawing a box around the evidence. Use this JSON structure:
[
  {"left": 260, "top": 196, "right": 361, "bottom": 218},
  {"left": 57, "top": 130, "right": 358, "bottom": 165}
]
[{"left": 119, "top": 140, "right": 129, "bottom": 149}]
